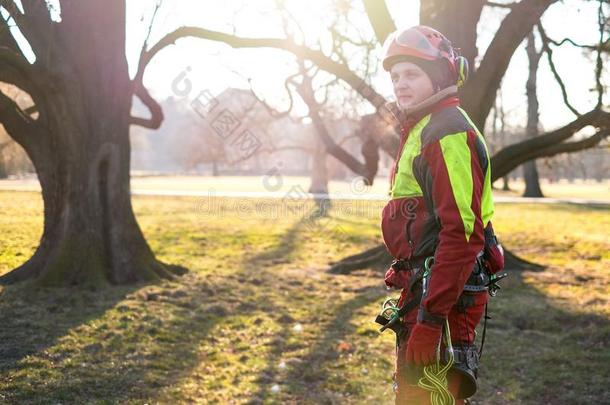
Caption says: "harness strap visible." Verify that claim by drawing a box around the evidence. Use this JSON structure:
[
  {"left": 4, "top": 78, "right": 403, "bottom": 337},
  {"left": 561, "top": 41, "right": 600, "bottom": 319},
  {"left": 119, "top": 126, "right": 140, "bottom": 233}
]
[
  {"left": 396, "top": 267, "right": 425, "bottom": 317},
  {"left": 417, "top": 307, "right": 446, "bottom": 327}
]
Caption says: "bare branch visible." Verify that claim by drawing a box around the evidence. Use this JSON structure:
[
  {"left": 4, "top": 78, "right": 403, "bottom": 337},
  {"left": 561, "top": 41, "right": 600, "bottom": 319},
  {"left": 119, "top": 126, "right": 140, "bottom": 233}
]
[
  {"left": 0, "top": 45, "right": 39, "bottom": 101},
  {"left": 537, "top": 23, "right": 582, "bottom": 116},
  {"left": 491, "top": 108, "right": 610, "bottom": 179},
  {"left": 295, "top": 61, "right": 378, "bottom": 183},
  {"left": 246, "top": 75, "right": 299, "bottom": 120},
  {"left": 595, "top": 0, "right": 606, "bottom": 108},
  {"left": 329, "top": 26, "right": 350, "bottom": 67},
  {"left": 139, "top": 26, "right": 388, "bottom": 111},
  {"left": 273, "top": 0, "right": 305, "bottom": 43},
  {"left": 318, "top": 76, "right": 341, "bottom": 107},
  {"left": 540, "top": 128, "right": 609, "bottom": 156},
  {"left": 130, "top": 81, "right": 163, "bottom": 129},
  {"left": 330, "top": 25, "right": 371, "bottom": 48},
  {"left": 543, "top": 35, "right": 601, "bottom": 50},
  {"left": 127, "top": 1, "right": 168, "bottom": 130},
  {"left": 0, "top": 87, "right": 38, "bottom": 154},
  {"left": 224, "top": 55, "right": 301, "bottom": 122},
  {"left": 134, "top": 1, "right": 163, "bottom": 84}
]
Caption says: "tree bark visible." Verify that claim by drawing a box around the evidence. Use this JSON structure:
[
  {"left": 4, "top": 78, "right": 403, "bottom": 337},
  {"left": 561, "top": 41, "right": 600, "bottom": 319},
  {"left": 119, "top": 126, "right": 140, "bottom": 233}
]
[{"left": 0, "top": 1, "right": 186, "bottom": 286}]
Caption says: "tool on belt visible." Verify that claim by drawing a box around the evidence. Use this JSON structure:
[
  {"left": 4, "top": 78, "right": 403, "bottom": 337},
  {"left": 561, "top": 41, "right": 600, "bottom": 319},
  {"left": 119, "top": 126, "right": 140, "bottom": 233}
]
[{"left": 375, "top": 256, "right": 431, "bottom": 335}]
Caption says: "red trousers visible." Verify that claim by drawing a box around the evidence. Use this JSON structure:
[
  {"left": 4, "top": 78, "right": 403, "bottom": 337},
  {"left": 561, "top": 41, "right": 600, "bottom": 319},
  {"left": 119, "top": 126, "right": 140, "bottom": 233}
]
[{"left": 393, "top": 291, "right": 488, "bottom": 404}]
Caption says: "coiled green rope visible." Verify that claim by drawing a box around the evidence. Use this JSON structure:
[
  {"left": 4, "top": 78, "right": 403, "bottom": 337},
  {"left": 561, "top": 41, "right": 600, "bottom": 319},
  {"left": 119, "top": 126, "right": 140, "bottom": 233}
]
[
  {"left": 417, "top": 256, "right": 455, "bottom": 405},
  {"left": 416, "top": 318, "right": 455, "bottom": 405}
]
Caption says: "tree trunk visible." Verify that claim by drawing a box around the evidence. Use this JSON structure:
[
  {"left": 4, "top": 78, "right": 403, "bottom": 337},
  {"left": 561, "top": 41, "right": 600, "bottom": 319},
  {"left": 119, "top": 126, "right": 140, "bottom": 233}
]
[
  {"left": 522, "top": 31, "right": 544, "bottom": 198},
  {"left": 0, "top": 141, "right": 9, "bottom": 178},
  {"left": 309, "top": 135, "right": 331, "bottom": 217},
  {"left": 0, "top": 1, "right": 185, "bottom": 286},
  {"left": 420, "top": 0, "right": 486, "bottom": 70},
  {"left": 523, "top": 160, "right": 544, "bottom": 197},
  {"left": 308, "top": 136, "right": 329, "bottom": 195},
  {"left": 502, "top": 175, "right": 510, "bottom": 191}
]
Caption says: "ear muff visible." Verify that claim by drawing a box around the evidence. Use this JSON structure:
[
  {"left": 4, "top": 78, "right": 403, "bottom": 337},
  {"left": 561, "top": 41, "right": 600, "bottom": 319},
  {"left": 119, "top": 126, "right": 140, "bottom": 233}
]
[{"left": 456, "top": 56, "right": 469, "bottom": 87}]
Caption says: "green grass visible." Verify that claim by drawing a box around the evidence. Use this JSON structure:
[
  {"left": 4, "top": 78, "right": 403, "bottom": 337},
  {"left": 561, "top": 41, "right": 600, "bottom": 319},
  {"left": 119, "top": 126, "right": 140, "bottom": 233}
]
[{"left": 0, "top": 191, "right": 608, "bottom": 404}]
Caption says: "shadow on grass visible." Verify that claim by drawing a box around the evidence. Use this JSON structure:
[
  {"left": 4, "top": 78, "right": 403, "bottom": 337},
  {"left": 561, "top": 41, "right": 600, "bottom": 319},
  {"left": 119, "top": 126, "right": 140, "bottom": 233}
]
[
  {"left": 1, "top": 218, "right": 608, "bottom": 404},
  {"left": 471, "top": 270, "right": 610, "bottom": 404},
  {"left": 245, "top": 284, "right": 384, "bottom": 403},
  {"left": 0, "top": 214, "right": 313, "bottom": 404},
  {"left": 246, "top": 255, "right": 610, "bottom": 404},
  {"left": 0, "top": 283, "right": 138, "bottom": 370},
  {"left": 0, "top": 271, "right": 236, "bottom": 403},
  {"left": 249, "top": 205, "right": 320, "bottom": 265},
  {"left": 283, "top": 285, "right": 384, "bottom": 400}
]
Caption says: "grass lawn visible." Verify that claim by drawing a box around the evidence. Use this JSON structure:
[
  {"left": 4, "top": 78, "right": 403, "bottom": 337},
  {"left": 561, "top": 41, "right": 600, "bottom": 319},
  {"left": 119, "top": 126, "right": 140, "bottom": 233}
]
[{"left": 0, "top": 191, "right": 608, "bottom": 404}]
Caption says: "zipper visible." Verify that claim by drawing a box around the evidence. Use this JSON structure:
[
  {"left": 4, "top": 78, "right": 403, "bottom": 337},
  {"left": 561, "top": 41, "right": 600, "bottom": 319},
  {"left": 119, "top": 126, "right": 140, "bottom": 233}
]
[{"left": 405, "top": 217, "right": 414, "bottom": 260}]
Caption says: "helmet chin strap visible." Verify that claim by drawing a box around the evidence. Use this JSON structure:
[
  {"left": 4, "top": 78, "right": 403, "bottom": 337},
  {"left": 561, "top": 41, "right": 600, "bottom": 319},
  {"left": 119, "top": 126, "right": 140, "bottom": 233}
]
[{"left": 400, "top": 85, "right": 458, "bottom": 117}]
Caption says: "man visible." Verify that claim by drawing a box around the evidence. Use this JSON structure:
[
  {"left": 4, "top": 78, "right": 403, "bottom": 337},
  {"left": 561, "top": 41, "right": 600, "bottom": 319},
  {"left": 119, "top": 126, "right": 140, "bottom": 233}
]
[{"left": 379, "top": 26, "right": 501, "bottom": 404}]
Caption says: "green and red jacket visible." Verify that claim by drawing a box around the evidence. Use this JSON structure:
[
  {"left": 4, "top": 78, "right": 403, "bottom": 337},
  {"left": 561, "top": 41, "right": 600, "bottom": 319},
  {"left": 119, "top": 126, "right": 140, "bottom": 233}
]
[{"left": 381, "top": 96, "right": 494, "bottom": 322}]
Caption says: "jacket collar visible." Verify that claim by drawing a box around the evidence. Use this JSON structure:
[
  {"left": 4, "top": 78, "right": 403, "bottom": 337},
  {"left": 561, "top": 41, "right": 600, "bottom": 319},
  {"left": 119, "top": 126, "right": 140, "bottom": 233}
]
[{"left": 386, "top": 85, "right": 460, "bottom": 135}]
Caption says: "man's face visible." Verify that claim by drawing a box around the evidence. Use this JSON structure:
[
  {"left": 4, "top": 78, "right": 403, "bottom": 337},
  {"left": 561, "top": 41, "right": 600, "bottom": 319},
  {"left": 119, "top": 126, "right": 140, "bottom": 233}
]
[{"left": 390, "top": 61, "right": 435, "bottom": 110}]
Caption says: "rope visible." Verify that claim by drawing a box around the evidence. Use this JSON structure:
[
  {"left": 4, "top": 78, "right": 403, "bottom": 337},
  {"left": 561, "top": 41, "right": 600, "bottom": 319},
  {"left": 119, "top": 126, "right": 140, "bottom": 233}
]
[{"left": 416, "top": 318, "right": 455, "bottom": 405}]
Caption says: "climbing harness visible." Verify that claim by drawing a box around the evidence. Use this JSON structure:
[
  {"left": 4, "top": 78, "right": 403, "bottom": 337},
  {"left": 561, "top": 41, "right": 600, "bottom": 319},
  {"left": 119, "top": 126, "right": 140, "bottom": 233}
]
[{"left": 376, "top": 252, "right": 508, "bottom": 403}]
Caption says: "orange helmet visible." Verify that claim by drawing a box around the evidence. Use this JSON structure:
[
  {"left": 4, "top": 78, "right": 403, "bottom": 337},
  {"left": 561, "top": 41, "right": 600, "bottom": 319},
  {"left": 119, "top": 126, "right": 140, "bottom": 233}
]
[{"left": 382, "top": 25, "right": 468, "bottom": 88}]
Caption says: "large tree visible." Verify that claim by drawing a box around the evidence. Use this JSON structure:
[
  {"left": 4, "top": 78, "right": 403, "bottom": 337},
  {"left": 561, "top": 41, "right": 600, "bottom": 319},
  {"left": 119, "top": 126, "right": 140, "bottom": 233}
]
[
  {"left": 0, "top": 0, "right": 607, "bottom": 284},
  {"left": 144, "top": 0, "right": 607, "bottom": 270},
  {"left": 0, "top": 1, "right": 184, "bottom": 285}
]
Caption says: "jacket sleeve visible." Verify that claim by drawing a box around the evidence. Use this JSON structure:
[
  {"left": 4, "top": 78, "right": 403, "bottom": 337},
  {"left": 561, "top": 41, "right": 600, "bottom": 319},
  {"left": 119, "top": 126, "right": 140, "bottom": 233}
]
[{"left": 416, "top": 129, "right": 487, "bottom": 324}]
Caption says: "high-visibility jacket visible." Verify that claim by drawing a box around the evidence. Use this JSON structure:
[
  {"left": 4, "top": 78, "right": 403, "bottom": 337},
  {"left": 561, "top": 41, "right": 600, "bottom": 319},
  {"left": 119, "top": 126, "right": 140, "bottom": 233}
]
[{"left": 380, "top": 96, "right": 494, "bottom": 322}]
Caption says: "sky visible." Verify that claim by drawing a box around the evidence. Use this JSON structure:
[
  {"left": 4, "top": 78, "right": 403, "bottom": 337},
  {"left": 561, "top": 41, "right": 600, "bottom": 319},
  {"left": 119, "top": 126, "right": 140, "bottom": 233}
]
[{"left": 1, "top": 0, "right": 607, "bottom": 134}]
